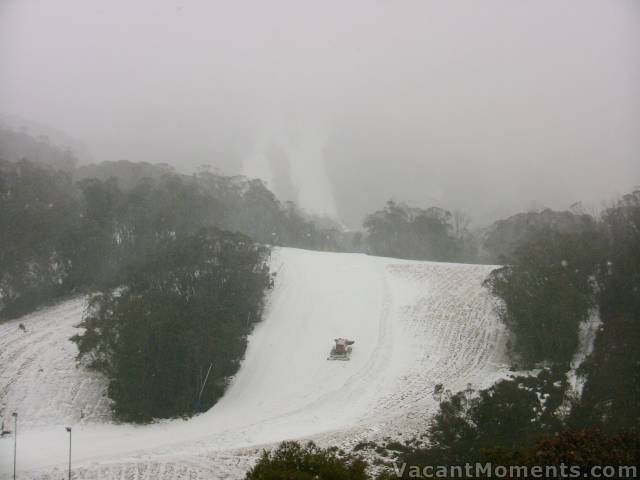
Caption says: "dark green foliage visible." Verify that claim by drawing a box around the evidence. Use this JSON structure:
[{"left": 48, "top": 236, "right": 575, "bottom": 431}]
[
  {"left": 484, "top": 225, "right": 602, "bottom": 367},
  {"left": 404, "top": 370, "right": 566, "bottom": 466},
  {"left": 0, "top": 159, "right": 80, "bottom": 317},
  {"left": 74, "top": 163, "right": 343, "bottom": 254},
  {"left": 481, "top": 189, "right": 640, "bottom": 431},
  {"left": 0, "top": 148, "right": 344, "bottom": 318},
  {"left": 574, "top": 310, "right": 640, "bottom": 432},
  {"left": 245, "top": 441, "right": 369, "bottom": 480},
  {"left": 387, "top": 428, "right": 639, "bottom": 479},
  {"left": 70, "top": 174, "right": 224, "bottom": 288},
  {"left": 483, "top": 209, "right": 595, "bottom": 264},
  {"left": 572, "top": 190, "right": 640, "bottom": 432},
  {"left": 521, "top": 428, "right": 640, "bottom": 470},
  {"left": 363, "top": 201, "right": 474, "bottom": 262},
  {"left": 196, "top": 172, "right": 340, "bottom": 250},
  {"left": 72, "top": 228, "right": 270, "bottom": 421},
  {"left": 401, "top": 190, "right": 640, "bottom": 471},
  {"left": 74, "top": 160, "right": 175, "bottom": 190},
  {"left": 255, "top": 193, "right": 639, "bottom": 477}
]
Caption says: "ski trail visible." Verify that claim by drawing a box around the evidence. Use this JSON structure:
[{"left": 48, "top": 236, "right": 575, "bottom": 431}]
[
  {"left": 0, "top": 248, "right": 509, "bottom": 479},
  {"left": 0, "top": 298, "right": 111, "bottom": 430}
]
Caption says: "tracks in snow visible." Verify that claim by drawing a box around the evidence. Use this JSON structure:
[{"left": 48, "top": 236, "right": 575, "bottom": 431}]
[
  {"left": 0, "top": 298, "right": 111, "bottom": 430},
  {"left": 0, "top": 248, "right": 508, "bottom": 479}
]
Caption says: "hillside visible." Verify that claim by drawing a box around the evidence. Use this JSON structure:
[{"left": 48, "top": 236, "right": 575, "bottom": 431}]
[{"left": 0, "top": 248, "right": 508, "bottom": 479}]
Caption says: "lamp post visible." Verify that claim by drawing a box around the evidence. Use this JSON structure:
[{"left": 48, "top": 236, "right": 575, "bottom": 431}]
[
  {"left": 12, "top": 412, "right": 17, "bottom": 480},
  {"left": 65, "top": 427, "right": 72, "bottom": 480}
]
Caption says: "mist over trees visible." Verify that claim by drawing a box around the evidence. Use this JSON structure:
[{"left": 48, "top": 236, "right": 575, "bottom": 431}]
[
  {"left": 1, "top": 1, "right": 638, "bottom": 474},
  {"left": 77, "top": 160, "right": 346, "bottom": 251},
  {"left": 0, "top": 127, "right": 347, "bottom": 319},
  {"left": 481, "top": 209, "right": 598, "bottom": 264},
  {"left": 482, "top": 189, "right": 640, "bottom": 427},
  {"left": 1, "top": 126, "right": 639, "bottom": 444},
  {"left": 0, "top": 125, "right": 78, "bottom": 172},
  {"left": 0, "top": 159, "right": 80, "bottom": 317},
  {"left": 484, "top": 224, "right": 602, "bottom": 367},
  {"left": 471, "top": 190, "right": 639, "bottom": 440},
  {"left": 363, "top": 200, "right": 476, "bottom": 262},
  {"left": 481, "top": 190, "right": 640, "bottom": 432},
  {"left": 0, "top": 130, "right": 356, "bottom": 420},
  {"left": 360, "top": 188, "right": 640, "bottom": 476}
]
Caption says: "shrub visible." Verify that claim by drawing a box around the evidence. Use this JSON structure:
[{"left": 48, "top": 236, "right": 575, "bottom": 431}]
[
  {"left": 246, "top": 441, "right": 369, "bottom": 480},
  {"left": 72, "top": 228, "right": 270, "bottom": 421}
]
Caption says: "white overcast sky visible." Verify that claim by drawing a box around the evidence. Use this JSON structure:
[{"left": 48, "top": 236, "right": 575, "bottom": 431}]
[{"left": 1, "top": 0, "right": 639, "bottom": 226}]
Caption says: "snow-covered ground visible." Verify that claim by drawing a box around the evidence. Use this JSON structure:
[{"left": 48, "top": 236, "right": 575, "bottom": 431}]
[
  {"left": 565, "top": 309, "right": 602, "bottom": 401},
  {"left": 0, "top": 248, "right": 509, "bottom": 479}
]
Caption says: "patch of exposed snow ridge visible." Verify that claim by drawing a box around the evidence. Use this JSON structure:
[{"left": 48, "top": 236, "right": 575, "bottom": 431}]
[{"left": 567, "top": 310, "right": 602, "bottom": 398}]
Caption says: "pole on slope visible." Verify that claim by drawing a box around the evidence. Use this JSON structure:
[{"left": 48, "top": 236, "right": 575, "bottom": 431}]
[
  {"left": 66, "top": 426, "right": 72, "bottom": 480},
  {"left": 199, "top": 362, "right": 213, "bottom": 401},
  {"left": 12, "top": 412, "right": 17, "bottom": 480}
]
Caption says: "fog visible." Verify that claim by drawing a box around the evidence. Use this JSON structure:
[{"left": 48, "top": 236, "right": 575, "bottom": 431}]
[{"left": 1, "top": 0, "right": 639, "bottom": 227}]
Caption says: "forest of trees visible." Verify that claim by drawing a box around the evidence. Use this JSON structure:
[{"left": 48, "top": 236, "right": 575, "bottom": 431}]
[
  {"left": 0, "top": 160, "right": 344, "bottom": 319},
  {"left": 372, "top": 188, "right": 640, "bottom": 475},
  {"left": 481, "top": 208, "right": 597, "bottom": 264},
  {"left": 244, "top": 190, "right": 640, "bottom": 478},
  {"left": 483, "top": 224, "right": 602, "bottom": 367},
  {"left": 363, "top": 200, "right": 477, "bottom": 262},
  {"left": 2, "top": 126, "right": 638, "bottom": 466},
  {"left": 0, "top": 159, "right": 80, "bottom": 317},
  {"left": 482, "top": 189, "right": 640, "bottom": 432},
  {"left": 246, "top": 428, "right": 639, "bottom": 479},
  {"left": 0, "top": 129, "right": 348, "bottom": 420},
  {"left": 72, "top": 228, "right": 271, "bottom": 421}
]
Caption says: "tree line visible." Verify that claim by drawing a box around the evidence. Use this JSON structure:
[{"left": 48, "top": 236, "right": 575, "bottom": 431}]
[
  {"left": 363, "top": 200, "right": 477, "bottom": 262},
  {"left": 0, "top": 156, "right": 343, "bottom": 319},
  {"left": 0, "top": 137, "right": 344, "bottom": 420},
  {"left": 482, "top": 188, "right": 640, "bottom": 432},
  {"left": 381, "top": 188, "right": 640, "bottom": 475}
]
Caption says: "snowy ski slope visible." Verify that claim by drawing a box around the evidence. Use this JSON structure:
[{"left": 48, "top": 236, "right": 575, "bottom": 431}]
[{"left": 0, "top": 248, "right": 509, "bottom": 479}]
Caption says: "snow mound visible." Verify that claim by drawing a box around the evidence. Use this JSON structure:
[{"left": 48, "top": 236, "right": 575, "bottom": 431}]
[{"left": 0, "top": 248, "right": 508, "bottom": 479}]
